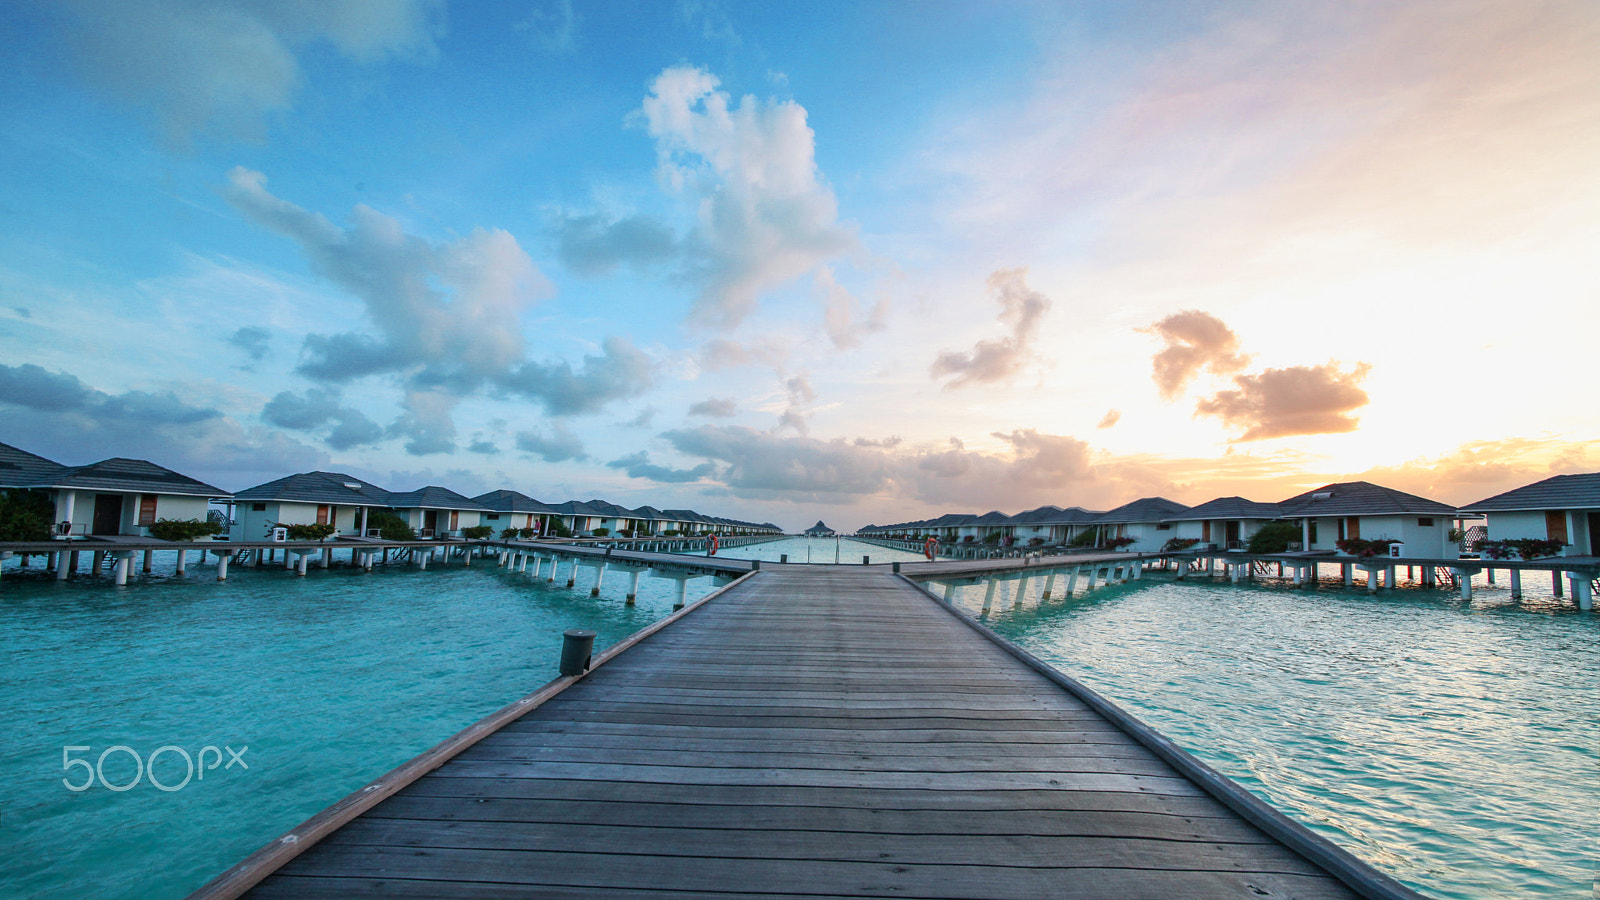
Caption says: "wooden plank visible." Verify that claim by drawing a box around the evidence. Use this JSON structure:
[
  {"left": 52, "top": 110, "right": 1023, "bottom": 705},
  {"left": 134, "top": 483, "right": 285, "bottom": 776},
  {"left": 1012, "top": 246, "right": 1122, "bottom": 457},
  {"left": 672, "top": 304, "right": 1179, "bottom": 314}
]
[{"left": 223, "top": 565, "right": 1397, "bottom": 900}]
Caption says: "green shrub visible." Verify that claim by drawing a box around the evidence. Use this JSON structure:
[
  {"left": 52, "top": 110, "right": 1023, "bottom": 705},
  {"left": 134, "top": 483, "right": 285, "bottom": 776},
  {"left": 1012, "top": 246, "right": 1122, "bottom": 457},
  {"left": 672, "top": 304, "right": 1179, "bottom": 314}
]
[
  {"left": 1102, "top": 536, "right": 1137, "bottom": 551},
  {"left": 1161, "top": 537, "right": 1200, "bottom": 552},
  {"left": 148, "top": 518, "right": 224, "bottom": 541},
  {"left": 1247, "top": 522, "right": 1300, "bottom": 554},
  {"left": 500, "top": 527, "right": 521, "bottom": 540},
  {"left": 546, "top": 520, "right": 574, "bottom": 538},
  {"left": 461, "top": 525, "right": 493, "bottom": 540},
  {"left": 281, "top": 522, "right": 336, "bottom": 541},
  {"left": 1068, "top": 529, "right": 1099, "bottom": 547},
  {"left": 0, "top": 490, "right": 53, "bottom": 542},
  {"left": 368, "top": 511, "right": 416, "bottom": 541},
  {"left": 591, "top": 527, "right": 610, "bottom": 537},
  {"left": 518, "top": 527, "right": 538, "bottom": 539}
]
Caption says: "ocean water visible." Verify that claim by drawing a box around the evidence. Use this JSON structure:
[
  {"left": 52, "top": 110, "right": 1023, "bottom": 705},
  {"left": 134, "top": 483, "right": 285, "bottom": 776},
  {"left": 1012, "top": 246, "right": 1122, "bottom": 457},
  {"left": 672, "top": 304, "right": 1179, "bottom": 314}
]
[
  {"left": 956, "top": 569, "right": 1599, "bottom": 900},
  {"left": 0, "top": 546, "right": 716, "bottom": 900},
  {"left": 4, "top": 542, "right": 1593, "bottom": 899}
]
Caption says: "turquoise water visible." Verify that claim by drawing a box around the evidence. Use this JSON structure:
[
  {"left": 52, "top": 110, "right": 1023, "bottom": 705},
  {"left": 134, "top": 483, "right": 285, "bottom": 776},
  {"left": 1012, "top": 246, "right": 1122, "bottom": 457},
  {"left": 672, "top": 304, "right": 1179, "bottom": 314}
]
[
  {"left": 0, "top": 547, "right": 715, "bottom": 900},
  {"left": 957, "top": 570, "right": 1599, "bottom": 900},
  {"left": 5, "top": 542, "right": 1593, "bottom": 899}
]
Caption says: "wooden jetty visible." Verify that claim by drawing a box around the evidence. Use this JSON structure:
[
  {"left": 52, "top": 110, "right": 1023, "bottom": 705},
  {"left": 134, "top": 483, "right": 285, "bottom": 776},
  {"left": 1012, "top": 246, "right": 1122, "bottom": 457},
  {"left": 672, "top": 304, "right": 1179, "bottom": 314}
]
[{"left": 191, "top": 565, "right": 1422, "bottom": 900}]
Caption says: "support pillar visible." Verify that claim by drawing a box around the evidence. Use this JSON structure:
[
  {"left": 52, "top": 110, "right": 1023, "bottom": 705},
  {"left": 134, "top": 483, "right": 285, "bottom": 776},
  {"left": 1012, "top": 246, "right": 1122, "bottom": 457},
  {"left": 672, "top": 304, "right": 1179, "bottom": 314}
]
[
  {"left": 981, "top": 576, "right": 998, "bottom": 614},
  {"left": 1083, "top": 566, "right": 1099, "bottom": 592},
  {"left": 1066, "top": 568, "right": 1081, "bottom": 595},
  {"left": 1343, "top": 563, "right": 1353, "bottom": 587},
  {"left": 1453, "top": 568, "right": 1472, "bottom": 601},
  {"left": 142, "top": 549, "right": 153, "bottom": 573},
  {"left": 296, "top": 552, "right": 310, "bottom": 576},
  {"left": 1509, "top": 569, "right": 1521, "bottom": 600},
  {"left": 321, "top": 548, "right": 331, "bottom": 569},
  {"left": 216, "top": 553, "right": 230, "bottom": 580},
  {"left": 114, "top": 555, "right": 131, "bottom": 586},
  {"left": 590, "top": 561, "right": 608, "bottom": 597},
  {"left": 462, "top": 545, "right": 471, "bottom": 567},
  {"left": 1041, "top": 569, "right": 1058, "bottom": 600},
  {"left": 1569, "top": 574, "right": 1592, "bottom": 612},
  {"left": 565, "top": 557, "right": 578, "bottom": 588},
  {"left": 1130, "top": 561, "right": 1142, "bottom": 581},
  {"left": 627, "top": 569, "right": 643, "bottom": 605},
  {"left": 57, "top": 550, "right": 70, "bottom": 580},
  {"left": 1553, "top": 571, "right": 1563, "bottom": 597},
  {"left": 92, "top": 550, "right": 107, "bottom": 577}
]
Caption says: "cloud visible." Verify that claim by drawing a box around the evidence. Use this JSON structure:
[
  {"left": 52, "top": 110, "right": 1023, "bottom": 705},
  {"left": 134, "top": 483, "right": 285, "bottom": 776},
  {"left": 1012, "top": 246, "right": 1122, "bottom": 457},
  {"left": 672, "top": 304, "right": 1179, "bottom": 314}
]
[
  {"left": 817, "top": 267, "right": 886, "bottom": 350},
  {"left": 225, "top": 168, "right": 655, "bottom": 429},
  {"left": 638, "top": 66, "right": 857, "bottom": 328},
  {"left": 931, "top": 268, "right": 1051, "bottom": 389},
  {"left": 14, "top": 307, "right": 33, "bottom": 319},
  {"left": 677, "top": 0, "right": 741, "bottom": 46},
  {"left": 550, "top": 211, "right": 678, "bottom": 276},
  {"left": 516, "top": 0, "right": 580, "bottom": 54},
  {"left": 228, "top": 326, "right": 272, "bottom": 364},
  {"left": 1144, "top": 310, "right": 1250, "bottom": 399},
  {"left": 695, "top": 337, "right": 789, "bottom": 371},
  {"left": 606, "top": 451, "right": 716, "bottom": 483},
  {"left": 688, "top": 397, "right": 739, "bottom": 418},
  {"left": 261, "top": 387, "right": 384, "bottom": 451},
  {"left": 1097, "top": 409, "right": 1121, "bottom": 429},
  {"left": 516, "top": 424, "right": 588, "bottom": 463},
  {"left": 498, "top": 336, "right": 657, "bottom": 416},
  {"left": 467, "top": 440, "right": 498, "bottom": 454},
  {"left": 1356, "top": 437, "right": 1596, "bottom": 507},
  {"left": 388, "top": 389, "right": 460, "bottom": 455},
  {"left": 661, "top": 426, "right": 897, "bottom": 497},
  {"left": 1196, "top": 362, "right": 1372, "bottom": 440},
  {"left": 54, "top": 0, "right": 440, "bottom": 144},
  {"left": 0, "top": 363, "right": 324, "bottom": 487},
  {"left": 622, "top": 407, "right": 657, "bottom": 428}
]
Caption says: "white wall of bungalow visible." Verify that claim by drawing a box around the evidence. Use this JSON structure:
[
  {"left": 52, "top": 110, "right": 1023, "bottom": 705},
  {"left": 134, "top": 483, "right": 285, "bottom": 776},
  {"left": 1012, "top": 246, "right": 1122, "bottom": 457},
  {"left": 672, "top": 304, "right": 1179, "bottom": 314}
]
[
  {"left": 232, "top": 500, "right": 369, "bottom": 541},
  {"left": 1277, "top": 483, "right": 1458, "bottom": 559},
  {"left": 1460, "top": 473, "right": 1600, "bottom": 557}
]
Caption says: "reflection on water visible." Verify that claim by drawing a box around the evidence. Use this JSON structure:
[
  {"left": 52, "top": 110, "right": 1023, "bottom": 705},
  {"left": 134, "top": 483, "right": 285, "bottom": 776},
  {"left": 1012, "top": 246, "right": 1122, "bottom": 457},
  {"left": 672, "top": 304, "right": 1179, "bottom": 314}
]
[{"left": 966, "top": 576, "right": 1599, "bottom": 900}]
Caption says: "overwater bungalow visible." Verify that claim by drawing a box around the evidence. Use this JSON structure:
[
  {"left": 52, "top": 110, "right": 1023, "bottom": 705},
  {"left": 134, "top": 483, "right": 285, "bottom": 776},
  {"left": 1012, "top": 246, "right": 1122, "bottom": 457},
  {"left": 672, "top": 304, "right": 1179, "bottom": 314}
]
[
  {"left": 386, "top": 486, "right": 492, "bottom": 539},
  {"left": 473, "top": 489, "right": 558, "bottom": 536},
  {"left": 0, "top": 441, "right": 230, "bottom": 538},
  {"left": 230, "top": 471, "right": 389, "bottom": 541},
  {"left": 1276, "top": 481, "right": 1458, "bottom": 557},
  {"left": 1163, "top": 496, "right": 1283, "bottom": 551},
  {"left": 1459, "top": 473, "right": 1600, "bottom": 557},
  {"left": 1089, "top": 497, "right": 1191, "bottom": 551},
  {"left": 803, "top": 520, "right": 836, "bottom": 537}
]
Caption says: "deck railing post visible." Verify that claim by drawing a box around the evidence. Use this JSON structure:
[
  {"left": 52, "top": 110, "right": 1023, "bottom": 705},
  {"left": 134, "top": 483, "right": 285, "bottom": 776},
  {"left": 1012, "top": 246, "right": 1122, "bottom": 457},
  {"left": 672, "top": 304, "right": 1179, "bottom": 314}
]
[{"left": 559, "top": 629, "right": 596, "bottom": 676}]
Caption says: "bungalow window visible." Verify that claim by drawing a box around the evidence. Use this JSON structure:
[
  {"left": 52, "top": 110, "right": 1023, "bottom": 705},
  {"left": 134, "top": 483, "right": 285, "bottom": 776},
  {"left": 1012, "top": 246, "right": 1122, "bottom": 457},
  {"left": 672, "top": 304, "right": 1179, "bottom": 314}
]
[
  {"left": 1417, "top": 517, "right": 1433, "bottom": 527},
  {"left": 138, "top": 494, "right": 158, "bottom": 527},
  {"left": 1546, "top": 511, "right": 1568, "bottom": 543},
  {"left": 252, "top": 503, "right": 266, "bottom": 512},
  {"left": 316, "top": 504, "right": 330, "bottom": 525},
  {"left": 486, "top": 514, "right": 500, "bottom": 520}
]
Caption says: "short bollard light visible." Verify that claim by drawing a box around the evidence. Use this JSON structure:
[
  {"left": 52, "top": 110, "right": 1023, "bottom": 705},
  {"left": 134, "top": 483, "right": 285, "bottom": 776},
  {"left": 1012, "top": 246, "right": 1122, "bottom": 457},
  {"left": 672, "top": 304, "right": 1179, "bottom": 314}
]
[
  {"left": 559, "top": 629, "right": 597, "bottom": 676},
  {"left": 863, "top": 555, "right": 870, "bottom": 565},
  {"left": 780, "top": 554, "right": 788, "bottom": 563},
  {"left": 892, "top": 562, "right": 901, "bottom": 573}
]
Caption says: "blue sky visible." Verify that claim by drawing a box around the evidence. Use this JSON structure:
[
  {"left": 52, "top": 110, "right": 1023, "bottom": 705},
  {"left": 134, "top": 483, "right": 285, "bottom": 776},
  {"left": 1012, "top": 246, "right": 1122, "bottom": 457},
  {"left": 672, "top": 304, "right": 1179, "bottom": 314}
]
[{"left": 2, "top": 0, "right": 1596, "bottom": 531}]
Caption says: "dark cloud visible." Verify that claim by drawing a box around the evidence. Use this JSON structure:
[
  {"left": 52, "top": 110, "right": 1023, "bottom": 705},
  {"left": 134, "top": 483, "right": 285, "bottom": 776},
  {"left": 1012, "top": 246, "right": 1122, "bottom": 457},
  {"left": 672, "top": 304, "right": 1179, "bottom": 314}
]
[
  {"left": 1097, "top": 409, "right": 1121, "bottom": 429},
  {"left": 13, "top": 307, "right": 32, "bottom": 319},
  {"left": 228, "top": 325, "right": 272, "bottom": 364},
  {"left": 661, "top": 425, "right": 896, "bottom": 497},
  {"left": 53, "top": 0, "right": 439, "bottom": 145},
  {"left": 261, "top": 387, "right": 384, "bottom": 451},
  {"left": 551, "top": 211, "right": 678, "bottom": 276},
  {"left": 1145, "top": 310, "right": 1250, "bottom": 399},
  {"left": 606, "top": 451, "right": 717, "bottom": 483},
  {"left": 388, "top": 389, "right": 459, "bottom": 455},
  {"left": 467, "top": 440, "right": 498, "bottom": 454},
  {"left": 854, "top": 436, "right": 903, "bottom": 449},
  {"left": 622, "top": 407, "right": 657, "bottom": 428},
  {"left": 688, "top": 397, "right": 739, "bottom": 418},
  {"left": 931, "top": 268, "right": 1051, "bottom": 389},
  {"left": 516, "top": 424, "right": 587, "bottom": 463},
  {"left": 1196, "top": 362, "right": 1372, "bottom": 440},
  {"left": 499, "top": 336, "right": 657, "bottom": 416},
  {"left": 225, "top": 169, "right": 655, "bottom": 431},
  {"left": 0, "top": 363, "right": 324, "bottom": 487}
]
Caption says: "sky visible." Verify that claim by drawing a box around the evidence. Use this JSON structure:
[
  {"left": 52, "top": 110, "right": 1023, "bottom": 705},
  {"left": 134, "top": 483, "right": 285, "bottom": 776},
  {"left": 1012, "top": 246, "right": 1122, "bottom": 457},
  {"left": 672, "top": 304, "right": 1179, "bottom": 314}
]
[{"left": 1, "top": 0, "right": 1595, "bottom": 532}]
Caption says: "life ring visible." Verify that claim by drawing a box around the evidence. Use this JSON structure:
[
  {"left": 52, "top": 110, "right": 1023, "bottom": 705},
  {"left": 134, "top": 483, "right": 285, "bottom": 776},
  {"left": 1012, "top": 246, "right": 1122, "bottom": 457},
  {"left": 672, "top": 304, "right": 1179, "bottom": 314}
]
[
  {"left": 923, "top": 537, "right": 937, "bottom": 560},
  {"left": 708, "top": 534, "right": 720, "bottom": 556}
]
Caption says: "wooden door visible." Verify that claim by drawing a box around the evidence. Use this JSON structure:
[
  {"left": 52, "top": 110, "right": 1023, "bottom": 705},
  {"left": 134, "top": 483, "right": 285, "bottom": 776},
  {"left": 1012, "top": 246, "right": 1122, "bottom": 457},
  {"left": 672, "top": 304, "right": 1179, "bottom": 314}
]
[
  {"left": 92, "top": 494, "right": 124, "bottom": 535},
  {"left": 1545, "top": 510, "right": 1568, "bottom": 543}
]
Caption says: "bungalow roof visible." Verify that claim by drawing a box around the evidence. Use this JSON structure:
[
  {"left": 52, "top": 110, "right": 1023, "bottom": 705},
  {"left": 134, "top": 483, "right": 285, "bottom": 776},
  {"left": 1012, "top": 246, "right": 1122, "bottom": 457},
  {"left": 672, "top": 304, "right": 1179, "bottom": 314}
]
[
  {"left": 1164, "top": 496, "right": 1283, "bottom": 522},
  {"left": 234, "top": 471, "right": 388, "bottom": 506},
  {"left": 1459, "top": 473, "right": 1600, "bottom": 513},
  {"left": 928, "top": 512, "right": 976, "bottom": 527},
  {"left": 386, "top": 486, "right": 492, "bottom": 512},
  {"left": 967, "top": 510, "right": 1013, "bottom": 526},
  {"left": 45, "top": 457, "right": 231, "bottom": 498},
  {"left": 472, "top": 490, "right": 556, "bottom": 514},
  {"left": 1093, "top": 497, "right": 1190, "bottom": 524},
  {"left": 0, "top": 441, "right": 67, "bottom": 487},
  {"left": 1277, "top": 481, "right": 1455, "bottom": 517}
]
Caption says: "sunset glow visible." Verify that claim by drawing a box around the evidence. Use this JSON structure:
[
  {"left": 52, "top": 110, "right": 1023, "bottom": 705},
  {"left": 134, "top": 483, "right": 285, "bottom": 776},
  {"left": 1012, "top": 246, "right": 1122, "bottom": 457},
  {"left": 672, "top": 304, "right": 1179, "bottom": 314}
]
[{"left": 2, "top": 1, "right": 1595, "bottom": 529}]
